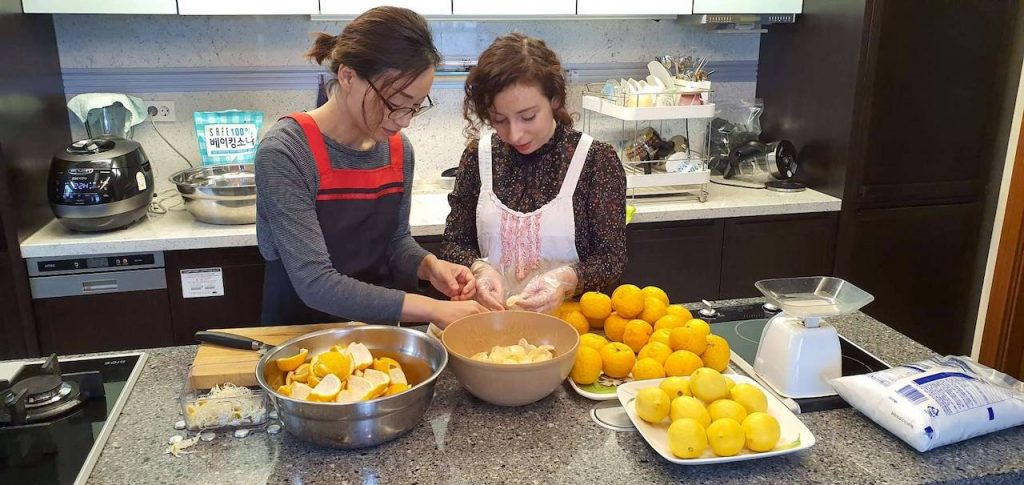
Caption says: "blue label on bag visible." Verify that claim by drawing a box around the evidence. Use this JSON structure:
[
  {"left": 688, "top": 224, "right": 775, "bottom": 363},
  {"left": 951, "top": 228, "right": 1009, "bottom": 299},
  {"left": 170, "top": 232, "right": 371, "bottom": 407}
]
[{"left": 194, "top": 110, "right": 263, "bottom": 165}]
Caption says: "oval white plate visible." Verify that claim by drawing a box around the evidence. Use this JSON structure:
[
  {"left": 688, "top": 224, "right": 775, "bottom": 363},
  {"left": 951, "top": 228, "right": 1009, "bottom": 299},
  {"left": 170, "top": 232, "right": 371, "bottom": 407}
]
[
  {"left": 616, "top": 375, "right": 815, "bottom": 465},
  {"left": 570, "top": 366, "right": 736, "bottom": 401}
]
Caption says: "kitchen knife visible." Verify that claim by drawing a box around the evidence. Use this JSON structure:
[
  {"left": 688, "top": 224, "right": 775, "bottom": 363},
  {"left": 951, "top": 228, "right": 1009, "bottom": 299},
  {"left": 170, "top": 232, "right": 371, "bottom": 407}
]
[{"left": 195, "top": 331, "right": 273, "bottom": 354}]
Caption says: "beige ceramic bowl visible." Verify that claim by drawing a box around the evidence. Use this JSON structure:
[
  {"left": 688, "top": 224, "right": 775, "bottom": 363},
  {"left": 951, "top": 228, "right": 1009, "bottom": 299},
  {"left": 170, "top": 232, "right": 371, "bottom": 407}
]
[{"left": 441, "top": 311, "right": 580, "bottom": 407}]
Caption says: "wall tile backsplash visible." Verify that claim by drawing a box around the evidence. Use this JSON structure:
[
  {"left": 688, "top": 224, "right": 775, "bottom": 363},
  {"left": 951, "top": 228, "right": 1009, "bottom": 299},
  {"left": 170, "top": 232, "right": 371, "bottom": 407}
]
[{"left": 54, "top": 14, "right": 759, "bottom": 193}]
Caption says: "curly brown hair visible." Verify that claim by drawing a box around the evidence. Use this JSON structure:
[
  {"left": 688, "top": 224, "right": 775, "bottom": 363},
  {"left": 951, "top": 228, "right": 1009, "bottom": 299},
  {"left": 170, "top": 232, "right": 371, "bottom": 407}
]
[{"left": 463, "top": 32, "right": 573, "bottom": 141}]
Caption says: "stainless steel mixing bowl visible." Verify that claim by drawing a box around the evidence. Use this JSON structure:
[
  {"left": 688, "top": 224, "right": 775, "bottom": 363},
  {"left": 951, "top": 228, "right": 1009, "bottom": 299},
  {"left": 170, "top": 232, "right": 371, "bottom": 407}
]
[
  {"left": 169, "top": 164, "right": 256, "bottom": 224},
  {"left": 255, "top": 325, "right": 448, "bottom": 449}
]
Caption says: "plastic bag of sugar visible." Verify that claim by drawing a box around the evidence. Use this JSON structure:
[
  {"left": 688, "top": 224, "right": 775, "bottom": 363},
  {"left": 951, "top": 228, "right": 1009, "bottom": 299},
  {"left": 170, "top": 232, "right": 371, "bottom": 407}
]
[{"left": 830, "top": 355, "right": 1024, "bottom": 452}]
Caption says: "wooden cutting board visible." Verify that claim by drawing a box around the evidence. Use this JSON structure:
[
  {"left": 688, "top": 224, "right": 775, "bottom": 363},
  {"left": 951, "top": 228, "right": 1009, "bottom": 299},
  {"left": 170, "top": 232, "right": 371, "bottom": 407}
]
[{"left": 189, "top": 322, "right": 356, "bottom": 389}]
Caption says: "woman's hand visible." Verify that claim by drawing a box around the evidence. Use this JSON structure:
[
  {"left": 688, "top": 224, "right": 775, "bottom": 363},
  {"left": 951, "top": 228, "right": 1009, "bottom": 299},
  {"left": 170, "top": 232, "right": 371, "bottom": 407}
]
[
  {"left": 470, "top": 260, "right": 507, "bottom": 311},
  {"left": 430, "top": 300, "right": 488, "bottom": 329},
  {"left": 419, "top": 255, "right": 476, "bottom": 300},
  {"left": 509, "top": 266, "right": 577, "bottom": 314}
]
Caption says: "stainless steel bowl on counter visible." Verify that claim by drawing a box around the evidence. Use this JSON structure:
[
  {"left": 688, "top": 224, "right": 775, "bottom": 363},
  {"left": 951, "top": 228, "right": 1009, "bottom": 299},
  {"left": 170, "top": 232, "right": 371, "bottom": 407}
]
[
  {"left": 255, "top": 326, "right": 448, "bottom": 449},
  {"left": 169, "top": 164, "right": 256, "bottom": 225}
]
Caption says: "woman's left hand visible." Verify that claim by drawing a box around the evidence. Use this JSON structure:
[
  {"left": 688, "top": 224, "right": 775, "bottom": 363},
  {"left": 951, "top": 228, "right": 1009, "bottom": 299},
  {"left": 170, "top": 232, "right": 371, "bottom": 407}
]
[
  {"left": 419, "top": 255, "right": 477, "bottom": 300},
  {"left": 510, "top": 266, "right": 578, "bottom": 314}
]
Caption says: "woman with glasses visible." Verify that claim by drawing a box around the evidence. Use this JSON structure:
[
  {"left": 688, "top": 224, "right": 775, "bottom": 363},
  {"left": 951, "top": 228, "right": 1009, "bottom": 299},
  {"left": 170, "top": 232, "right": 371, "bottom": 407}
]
[
  {"left": 255, "top": 7, "right": 486, "bottom": 327},
  {"left": 441, "top": 33, "right": 627, "bottom": 314}
]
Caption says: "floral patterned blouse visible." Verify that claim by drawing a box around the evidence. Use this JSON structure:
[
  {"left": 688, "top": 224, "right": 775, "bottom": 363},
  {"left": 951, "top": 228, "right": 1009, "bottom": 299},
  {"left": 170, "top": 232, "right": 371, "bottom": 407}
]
[{"left": 441, "top": 123, "right": 627, "bottom": 295}]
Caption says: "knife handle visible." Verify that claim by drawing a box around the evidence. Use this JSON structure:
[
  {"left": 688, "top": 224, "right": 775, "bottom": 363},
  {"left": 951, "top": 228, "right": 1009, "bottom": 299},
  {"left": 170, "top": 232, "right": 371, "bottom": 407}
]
[{"left": 195, "top": 331, "right": 264, "bottom": 351}]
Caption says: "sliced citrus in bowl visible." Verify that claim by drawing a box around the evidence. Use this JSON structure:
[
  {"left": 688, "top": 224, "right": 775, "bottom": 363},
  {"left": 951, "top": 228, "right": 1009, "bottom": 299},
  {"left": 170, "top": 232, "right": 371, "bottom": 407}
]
[{"left": 275, "top": 348, "right": 308, "bottom": 372}]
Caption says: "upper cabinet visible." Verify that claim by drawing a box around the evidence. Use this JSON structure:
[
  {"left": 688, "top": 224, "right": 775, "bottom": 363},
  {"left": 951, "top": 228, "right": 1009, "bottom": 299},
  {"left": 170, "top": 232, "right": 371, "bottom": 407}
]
[
  {"left": 320, "top": 1, "right": 452, "bottom": 16},
  {"left": 577, "top": 0, "right": 693, "bottom": 15},
  {"left": 452, "top": 1, "right": 576, "bottom": 16},
  {"left": 692, "top": 0, "right": 802, "bottom": 14},
  {"left": 22, "top": 0, "right": 177, "bottom": 14},
  {"left": 177, "top": 0, "right": 319, "bottom": 15}
]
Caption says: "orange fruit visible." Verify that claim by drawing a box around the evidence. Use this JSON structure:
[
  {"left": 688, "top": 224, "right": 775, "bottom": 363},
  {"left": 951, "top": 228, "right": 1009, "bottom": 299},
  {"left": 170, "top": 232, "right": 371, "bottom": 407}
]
[
  {"left": 649, "top": 328, "right": 672, "bottom": 348},
  {"left": 580, "top": 292, "right": 612, "bottom": 320},
  {"left": 558, "top": 300, "right": 581, "bottom": 318},
  {"left": 684, "top": 318, "right": 711, "bottom": 338},
  {"left": 611, "top": 284, "right": 645, "bottom": 319},
  {"left": 639, "top": 297, "right": 667, "bottom": 324},
  {"left": 670, "top": 326, "right": 708, "bottom": 355},
  {"left": 579, "top": 333, "right": 609, "bottom": 352},
  {"left": 275, "top": 348, "right": 308, "bottom": 372},
  {"left": 666, "top": 304, "right": 693, "bottom": 321},
  {"left": 663, "top": 350, "right": 703, "bottom": 377},
  {"left": 632, "top": 357, "right": 666, "bottom": 380},
  {"left": 600, "top": 342, "right": 635, "bottom": 378},
  {"left": 653, "top": 314, "right": 685, "bottom": 331},
  {"left": 622, "top": 319, "right": 654, "bottom": 353},
  {"left": 641, "top": 286, "right": 670, "bottom": 306},
  {"left": 637, "top": 341, "right": 673, "bottom": 365},
  {"left": 603, "top": 312, "right": 630, "bottom": 342},
  {"left": 562, "top": 310, "right": 590, "bottom": 335},
  {"left": 570, "top": 346, "right": 603, "bottom": 385},
  {"left": 588, "top": 316, "right": 605, "bottom": 330},
  {"left": 702, "top": 334, "right": 731, "bottom": 372}
]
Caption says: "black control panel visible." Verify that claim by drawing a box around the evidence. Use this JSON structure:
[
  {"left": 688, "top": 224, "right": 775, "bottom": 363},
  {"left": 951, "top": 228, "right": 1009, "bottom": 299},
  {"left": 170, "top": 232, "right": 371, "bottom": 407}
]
[{"left": 36, "top": 254, "right": 155, "bottom": 273}]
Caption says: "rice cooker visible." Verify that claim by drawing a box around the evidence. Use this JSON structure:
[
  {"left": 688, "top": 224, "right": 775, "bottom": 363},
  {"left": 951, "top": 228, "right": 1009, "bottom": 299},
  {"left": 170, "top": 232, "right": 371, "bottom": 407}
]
[{"left": 48, "top": 137, "right": 154, "bottom": 232}]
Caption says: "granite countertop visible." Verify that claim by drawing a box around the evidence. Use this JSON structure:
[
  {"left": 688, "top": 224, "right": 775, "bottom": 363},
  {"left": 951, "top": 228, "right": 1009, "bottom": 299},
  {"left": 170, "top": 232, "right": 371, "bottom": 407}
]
[
  {"left": 20, "top": 184, "right": 840, "bottom": 258},
  {"left": 83, "top": 303, "right": 1023, "bottom": 484}
]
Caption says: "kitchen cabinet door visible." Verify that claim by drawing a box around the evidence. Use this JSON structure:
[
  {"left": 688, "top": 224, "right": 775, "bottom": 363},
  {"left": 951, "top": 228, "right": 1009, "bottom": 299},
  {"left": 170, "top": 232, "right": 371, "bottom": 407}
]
[
  {"left": 620, "top": 219, "right": 724, "bottom": 304},
  {"left": 577, "top": 0, "right": 692, "bottom": 15},
  {"left": 838, "top": 203, "right": 981, "bottom": 355},
  {"left": 693, "top": 0, "right": 801, "bottom": 14},
  {"left": 320, "top": 1, "right": 452, "bottom": 16},
  {"left": 21, "top": 0, "right": 177, "bottom": 14},
  {"left": 33, "top": 289, "right": 175, "bottom": 354},
  {"left": 452, "top": 1, "right": 575, "bottom": 16},
  {"left": 719, "top": 212, "right": 838, "bottom": 299},
  {"left": 165, "top": 247, "right": 265, "bottom": 345},
  {"left": 177, "top": 0, "right": 318, "bottom": 15}
]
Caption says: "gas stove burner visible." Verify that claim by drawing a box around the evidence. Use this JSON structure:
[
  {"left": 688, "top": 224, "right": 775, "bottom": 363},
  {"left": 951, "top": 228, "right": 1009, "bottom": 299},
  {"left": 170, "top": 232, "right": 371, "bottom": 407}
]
[
  {"left": 13, "top": 375, "right": 67, "bottom": 407},
  {"left": 0, "top": 354, "right": 104, "bottom": 426}
]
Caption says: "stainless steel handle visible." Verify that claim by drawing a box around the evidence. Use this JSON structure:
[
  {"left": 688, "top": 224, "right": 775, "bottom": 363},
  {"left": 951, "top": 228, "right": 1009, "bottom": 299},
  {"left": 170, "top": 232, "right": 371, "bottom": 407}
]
[{"left": 81, "top": 279, "right": 118, "bottom": 292}]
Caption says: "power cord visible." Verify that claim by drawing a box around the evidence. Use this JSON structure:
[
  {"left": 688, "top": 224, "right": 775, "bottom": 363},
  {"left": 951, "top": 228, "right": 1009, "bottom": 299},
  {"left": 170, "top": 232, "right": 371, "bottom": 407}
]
[
  {"left": 710, "top": 177, "right": 765, "bottom": 190},
  {"left": 149, "top": 117, "right": 194, "bottom": 169}
]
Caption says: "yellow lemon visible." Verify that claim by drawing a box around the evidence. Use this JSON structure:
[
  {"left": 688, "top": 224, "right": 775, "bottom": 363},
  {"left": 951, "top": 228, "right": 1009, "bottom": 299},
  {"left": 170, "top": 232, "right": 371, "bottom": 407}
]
[
  {"left": 632, "top": 357, "right": 666, "bottom": 380},
  {"left": 707, "top": 399, "right": 748, "bottom": 423},
  {"left": 663, "top": 350, "right": 703, "bottom": 377},
  {"left": 731, "top": 383, "right": 768, "bottom": 414},
  {"left": 309, "top": 373, "right": 342, "bottom": 402},
  {"left": 669, "top": 326, "right": 707, "bottom": 355},
  {"left": 641, "top": 286, "right": 670, "bottom": 306},
  {"left": 600, "top": 342, "right": 635, "bottom": 378},
  {"left": 580, "top": 333, "right": 609, "bottom": 352},
  {"left": 580, "top": 292, "right": 612, "bottom": 320},
  {"left": 653, "top": 314, "right": 685, "bottom": 332},
  {"left": 684, "top": 318, "right": 711, "bottom": 338},
  {"left": 622, "top": 319, "right": 654, "bottom": 353},
  {"left": 639, "top": 297, "right": 667, "bottom": 324},
  {"left": 570, "top": 346, "right": 603, "bottom": 385},
  {"left": 659, "top": 376, "right": 692, "bottom": 399},
  {"left": 723, "top": 376, "right": 736, "bottom": 389},
  {"left": 666, "top": 304, "right": 693, "bottom": 321},
  {"left": 743, "top": 412, "right": 781, "bottom": 452},
  {"left": 690, "top": 367, "right": 730, "bottom": 403},
  {"left": 649, "top": 328, "right": 672, "bottom": 348},
  {"left": 635, "top": 387, "right": 672, "bottom": 423},
  {"left": 637, "top": 341, "right": 673, "bottom": 365},
  {"left": 603, "top": 312, "right": 630, "bottom": 343},
  {"left": 562, "top": 310, "right": 590, "bottom": 335},
  {"left": 701, "top": 334, "right": 731, "bottom": 372},
  {"left": 707, "top": 418, "right": 745, "bottom": 457},
  {"left": 611, "top": 284, "right": 645, "bottom": 318},
  {"left": 670, "top": 395, "right": 711, "bottom": 428},
  {"left": 668, "top": 418, "right": 708, "bottom": 459},
  {"left": 275, "top": 348, "right": 308, "bottom": 372}
]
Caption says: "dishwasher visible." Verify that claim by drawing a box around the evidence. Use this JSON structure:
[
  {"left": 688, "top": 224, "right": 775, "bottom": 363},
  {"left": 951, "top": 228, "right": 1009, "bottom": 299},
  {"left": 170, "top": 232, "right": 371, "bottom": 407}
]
[{"left": 26, "top": 251, "right": 175, "bottom": 354}]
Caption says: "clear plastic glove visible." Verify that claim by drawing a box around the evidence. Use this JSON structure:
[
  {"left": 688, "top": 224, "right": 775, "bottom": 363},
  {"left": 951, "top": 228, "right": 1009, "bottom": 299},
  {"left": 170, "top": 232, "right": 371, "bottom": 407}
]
[
  {"left": 508, "top": 266, "right": 578, "bottom": 314},
  {"left": 471, "top": 260, "right": 507, "bottom": 311}
]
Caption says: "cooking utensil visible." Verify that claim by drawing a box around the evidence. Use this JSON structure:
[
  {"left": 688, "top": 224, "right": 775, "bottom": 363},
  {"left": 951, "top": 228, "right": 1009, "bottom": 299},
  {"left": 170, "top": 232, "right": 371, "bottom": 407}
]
[
  {"left": 255, "top": 325, "right": 448, "bottom": 449},
  {"left": 169, "top": 163, "right": 257, "bottom": 225},
  {"left": 195, "top": 331, "right": 273, "bottom": 354}
]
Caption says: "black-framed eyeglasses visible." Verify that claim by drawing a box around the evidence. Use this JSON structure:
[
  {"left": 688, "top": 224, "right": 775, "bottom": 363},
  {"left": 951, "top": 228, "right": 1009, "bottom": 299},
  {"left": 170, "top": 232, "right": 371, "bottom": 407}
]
[{"left": 365, "top": 78, "right": 434, "bottom": 121}]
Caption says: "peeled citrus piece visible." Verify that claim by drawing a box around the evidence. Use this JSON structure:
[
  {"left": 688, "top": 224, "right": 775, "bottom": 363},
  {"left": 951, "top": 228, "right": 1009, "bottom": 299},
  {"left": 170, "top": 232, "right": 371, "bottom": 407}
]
[
  {"left": 388, "top": 367, "right": 408, "bottom": 386},
  {"left": 317, "top": 351, "right": 352, "bottom": 379},
  {"left": 344, "top": 375, "right": 376, "bottom": 401},
  {"left": 347, "top": 342, "right": 374, "bottom": 371},
  {"left": 275, "top": 348, "right": 308, "bottom": 372},
  {"left": 362, "top": 368, "right": 391, "bottom": 398},
  {"left": 309, "top": 374, "right": 342, "bottom": 402},
  {"left": 373, "top": 357, "right": 402, "bottom": 373},
  {"left": 276, "top": 384, "right": 292, "bottom": 397},
  {"left": 289, "top": 382, "right": 313, "bottom": 401},
  {"left": 384, "top": 383, "right": 411, "bottom": 396}
]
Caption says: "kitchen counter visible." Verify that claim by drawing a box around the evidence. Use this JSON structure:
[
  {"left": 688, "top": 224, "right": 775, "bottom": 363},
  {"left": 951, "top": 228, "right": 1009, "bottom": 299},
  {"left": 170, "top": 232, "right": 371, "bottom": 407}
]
[
  {"left": 20, "top": 184, "right": 840, "bottom": 258},
  {"left": 81, "top": 303, "right": 1023, "bottom": 484}
]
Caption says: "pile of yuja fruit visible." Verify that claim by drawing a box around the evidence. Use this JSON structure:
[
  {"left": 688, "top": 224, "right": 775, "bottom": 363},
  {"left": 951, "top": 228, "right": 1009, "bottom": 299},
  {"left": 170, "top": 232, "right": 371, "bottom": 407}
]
[
  {"left": 635, "top": 369, "right": 782, "bottom": 459},
  {"left": 561, "top": 284, "right": 731, "bottom": 386}
]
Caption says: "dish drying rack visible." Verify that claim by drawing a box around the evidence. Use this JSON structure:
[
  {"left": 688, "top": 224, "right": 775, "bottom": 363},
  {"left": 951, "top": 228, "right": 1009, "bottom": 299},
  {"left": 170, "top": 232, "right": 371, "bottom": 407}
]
[{"left": 581, "top": 82, "right": 714, "bottom": 202}]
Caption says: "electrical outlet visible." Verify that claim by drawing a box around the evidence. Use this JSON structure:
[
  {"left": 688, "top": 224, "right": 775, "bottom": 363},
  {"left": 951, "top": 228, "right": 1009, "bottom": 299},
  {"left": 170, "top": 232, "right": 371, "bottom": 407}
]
[{"left": 145, "top": 101, "right": 176, "bottom": 122}]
